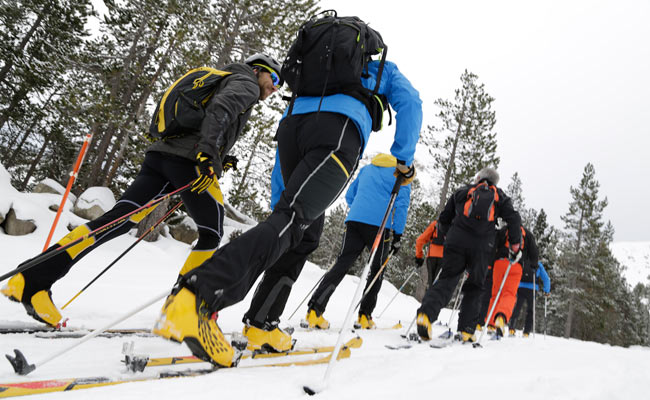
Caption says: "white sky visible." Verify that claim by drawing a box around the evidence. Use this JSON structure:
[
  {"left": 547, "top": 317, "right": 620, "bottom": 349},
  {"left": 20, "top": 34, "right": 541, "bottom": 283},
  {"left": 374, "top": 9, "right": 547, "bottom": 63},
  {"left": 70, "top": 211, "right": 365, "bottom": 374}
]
[{"left": 318, "top": 0, "right": 650, "bottom": 241}]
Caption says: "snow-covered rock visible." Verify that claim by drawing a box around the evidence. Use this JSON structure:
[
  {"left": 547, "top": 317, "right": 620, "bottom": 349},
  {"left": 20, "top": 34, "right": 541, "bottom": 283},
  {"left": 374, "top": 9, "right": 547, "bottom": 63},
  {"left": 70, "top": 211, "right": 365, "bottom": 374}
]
[
  {"left": 73, "top": 186, "right": 116, "bottom": 220},
  {"left": 32, "top": 178, "right": 78, "bottom": 204},
  {"left": 169, "top": 215, "right": 199, "bottom": 244},
  {"left": 2, "top": 208, "right": 36, "bottom": 235}
]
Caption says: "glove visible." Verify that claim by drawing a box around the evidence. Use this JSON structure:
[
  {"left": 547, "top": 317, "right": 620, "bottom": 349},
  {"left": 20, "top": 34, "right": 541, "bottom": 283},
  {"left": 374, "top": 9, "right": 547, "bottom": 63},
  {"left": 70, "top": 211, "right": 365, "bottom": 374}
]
[
  {"left": 393, "top": 161, "right": 416, "bottom": 186},
  {"left": 222, "top": 155, "right": 239, "bottom": 173},
  {"left": 415, "top": 257, "right": 424, "bottom": 267},
  {"left": 509, "top": 242, "right": 521, "bottom": 262},
  {"left": 390, "top": 234, "right": 402, "bottom": 254},
  {"left": 191, "top": 152, "right": 216, "bottom": 194}
]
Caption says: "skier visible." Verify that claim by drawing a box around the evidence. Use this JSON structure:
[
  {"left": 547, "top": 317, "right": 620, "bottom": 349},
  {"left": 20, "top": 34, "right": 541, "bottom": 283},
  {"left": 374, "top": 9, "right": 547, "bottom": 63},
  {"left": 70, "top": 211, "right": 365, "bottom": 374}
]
[
  {"left": 303, "top": 153, "right": 411, "bottom": 330},
  {"left": 1, "top": 53, "right": 283, "bottom": 328},
  {"left": 484, "top": 224, "right": 539, "bottom": 338},
  {"left": 416, "top": 167, "right": 521, "bottom": 343},
  {"left": 414, "top": 219, "right": 445, "bottom": 287},
  {"left": 152, "top": 37, "right": 422, "bottom": 365},
  {"left": 509, "top": 260, "right": 551, "bottom": 337}
]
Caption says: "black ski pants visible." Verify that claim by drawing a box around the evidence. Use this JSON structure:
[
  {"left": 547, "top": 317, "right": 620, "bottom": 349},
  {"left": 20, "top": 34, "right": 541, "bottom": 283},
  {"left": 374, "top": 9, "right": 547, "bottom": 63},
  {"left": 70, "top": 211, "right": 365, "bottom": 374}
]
[
  {"left": 418, "top": 243, "right": 491, "bottom": 334},
  {"left": 191, "top": 112, "right": 361, "bottom": 311},
  {"left": 426, "top": 256, "right": 443, "bottom": 287},
  {"left": 308, "top": 221, "right": 391, "bottom": 317},
  {"left": 21, "top": 151, "right": 224, "bottom": 299},
  {"left": 242, "top": 216, "right": 324, "bottom": 328},
  {"left": 510, "top": 287, "right": 535, "bottom": 334}
]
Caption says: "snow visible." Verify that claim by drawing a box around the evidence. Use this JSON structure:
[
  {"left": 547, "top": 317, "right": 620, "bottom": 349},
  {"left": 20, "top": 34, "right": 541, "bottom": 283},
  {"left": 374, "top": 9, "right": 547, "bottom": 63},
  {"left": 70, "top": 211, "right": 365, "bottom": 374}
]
[
  {"left": 75, "top": 186, "right": 116, "bottom": 213},
  {"left": 1, "top": 168, "right": 649, "bottom": 399},
  {"left": 611, "top": 241, "right": 650, "bottom": 287}
]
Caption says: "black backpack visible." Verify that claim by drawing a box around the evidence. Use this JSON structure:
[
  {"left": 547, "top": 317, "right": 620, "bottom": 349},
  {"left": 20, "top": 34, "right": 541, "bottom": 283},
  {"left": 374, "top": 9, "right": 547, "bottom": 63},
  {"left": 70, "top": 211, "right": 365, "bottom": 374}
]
[
  {"left": 281, "top": 10, "right": 389, "bottom": 131},
  {"left": 463, "top": 182, "right": 499, "bottom": 221},
  {"left": 149, "top": 67, "right": 232, "bottom": 140}
]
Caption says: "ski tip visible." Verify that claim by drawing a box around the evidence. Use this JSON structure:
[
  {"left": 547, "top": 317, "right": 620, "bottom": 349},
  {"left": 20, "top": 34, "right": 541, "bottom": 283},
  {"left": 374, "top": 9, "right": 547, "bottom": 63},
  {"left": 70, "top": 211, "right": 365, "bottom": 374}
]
[{"left": 6, "top": 349, "right": 36, "bottom": 375}]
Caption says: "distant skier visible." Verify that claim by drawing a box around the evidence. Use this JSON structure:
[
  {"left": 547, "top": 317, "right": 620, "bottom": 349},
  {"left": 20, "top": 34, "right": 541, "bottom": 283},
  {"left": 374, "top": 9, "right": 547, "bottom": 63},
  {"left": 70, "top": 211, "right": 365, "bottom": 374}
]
[
  {"left": 509, "top": 260, "right": 551, "bottom": 337},
  {"left": 1, "top": 53, "right": 283, "bottom": 328},
  {"left": 484, "top": 224, "right": 539, "bottom": 338},
  {"left": 414, "top": 219, "right": 445, "bottom": 287},
  {"left": 304, "top": 153, "right": 411, "bottom": 330},
  {"left": 416, "top": 167, "right": 521, "bottom": 343}
]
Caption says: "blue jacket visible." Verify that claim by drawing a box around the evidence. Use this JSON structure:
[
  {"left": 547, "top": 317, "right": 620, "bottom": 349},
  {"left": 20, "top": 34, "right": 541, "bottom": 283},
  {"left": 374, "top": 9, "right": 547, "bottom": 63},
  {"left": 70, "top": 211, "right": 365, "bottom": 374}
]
[
  {"left": 519, "top": 262, "right": 551, "bottom": 293},
  {"left": 344, "top": 154, "right": 411, "bottom": 234},
  {"left": 282, "top": 60, "right": 422, "bottom": 165},
  {"left": 270, "top": 151, "right": 283, "bottom": 210}
]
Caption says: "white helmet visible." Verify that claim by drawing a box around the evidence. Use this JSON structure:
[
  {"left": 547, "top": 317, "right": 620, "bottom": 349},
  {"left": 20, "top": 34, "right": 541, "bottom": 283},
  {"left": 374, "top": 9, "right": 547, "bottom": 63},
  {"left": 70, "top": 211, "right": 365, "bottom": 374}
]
[{"left": 245, "top": 53, "right": 283, "bottom": 86}]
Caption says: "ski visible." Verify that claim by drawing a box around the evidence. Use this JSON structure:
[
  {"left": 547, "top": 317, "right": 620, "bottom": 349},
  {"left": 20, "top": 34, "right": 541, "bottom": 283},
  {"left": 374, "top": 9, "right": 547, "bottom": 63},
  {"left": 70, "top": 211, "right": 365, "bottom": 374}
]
[
  {"left": 0, "top": 347, "right": 352, "bottom": 398},
  {"left": 298, "top": 321, "right": 402, "bottom": 331},
  {"left": 127, "top": 336, "right": 363, "bottom": 370}
]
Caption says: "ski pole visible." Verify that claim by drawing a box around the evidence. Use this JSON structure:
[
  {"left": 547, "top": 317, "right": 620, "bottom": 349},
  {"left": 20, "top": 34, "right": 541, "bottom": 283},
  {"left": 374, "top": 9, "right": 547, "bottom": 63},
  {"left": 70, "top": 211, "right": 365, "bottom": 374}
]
[
  {"left": 304, "top": 175, "right": 404, "bottom": 395},
  {"left": 61, "top": 200, "right": 184, "bottom": 310},
  {"left": 0, "top": 182, "right": 192, "bottom": 283},
  {"left": 377, "top": 267, "right": 417, "bottom": 318},
  {"left": 354, "top": 249, "right": 394, "bottom": 310},
  {"left": 439, "top": 271, "right": 468, "bottom": 339},
  {"left": 43, "top": 133, "right": 93, "bottom": 251},
  {"left": 533, "top": 279, "right": 537, "bottom": 339},
  {"left": 288, "top": 273, "right": 327, "bottom": 321},
  {"left": 6, "top": 289, "right": 169, "bottom": 375},
  {"left": 544, "top": 295, "right": 548, "bottom": 340},
  {"left": 474, "top": 251, "right": 522, "bottom": 347}
]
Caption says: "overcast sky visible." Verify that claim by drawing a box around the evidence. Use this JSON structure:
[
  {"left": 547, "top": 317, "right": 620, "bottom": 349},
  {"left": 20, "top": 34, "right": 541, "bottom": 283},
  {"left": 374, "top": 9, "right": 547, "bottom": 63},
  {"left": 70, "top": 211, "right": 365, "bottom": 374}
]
[{"left": 318, "top": 0, "right": 650, "bottom": 242}]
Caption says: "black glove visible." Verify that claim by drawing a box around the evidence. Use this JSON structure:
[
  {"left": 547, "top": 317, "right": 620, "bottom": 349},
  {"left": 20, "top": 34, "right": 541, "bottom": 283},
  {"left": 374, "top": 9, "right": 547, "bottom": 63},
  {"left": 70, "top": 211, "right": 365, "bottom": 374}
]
[
  {"left": 415, "top": 257, "right": 424, "bottom": 267},
  {"left": 393, "top": 160, "right": 416, "bottom": 186},
  {"left": 222, "top": 155, "right": 239, "bottom": 173},
  {"left": 191, "top": 152, "right": 216, "bottom": 194},
  {"left": 390, "top": 234, "right": 402, "bottom": 254}
]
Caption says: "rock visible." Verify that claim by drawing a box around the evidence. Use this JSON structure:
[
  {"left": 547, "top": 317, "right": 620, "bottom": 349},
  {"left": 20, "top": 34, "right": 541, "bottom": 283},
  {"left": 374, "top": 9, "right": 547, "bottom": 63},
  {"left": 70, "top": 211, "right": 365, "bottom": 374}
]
[
  {"left": 73, "top": 187, "right": 116, "bottom": 220},
  {"left": 2, "top": 208, "right": 36, "bottom": 236},
  {"left": 169, "top": 216, "right": 199, "bottom": 245},
  {"left": 33, "top": 178, "right": 77, "bottom": 203}
]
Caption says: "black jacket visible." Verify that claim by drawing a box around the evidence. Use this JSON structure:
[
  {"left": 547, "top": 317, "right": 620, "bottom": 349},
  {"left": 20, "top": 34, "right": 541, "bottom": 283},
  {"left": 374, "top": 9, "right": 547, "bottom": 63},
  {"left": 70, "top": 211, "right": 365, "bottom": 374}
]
[
  {"left": 438, "top": 181, "right": 521, "bottom": 252},
  {"left": 494, "top": 225, "right": 539, "bottom": 268},
  {"left": 147, "top": 63, "right": 259, "bottom": 177}
]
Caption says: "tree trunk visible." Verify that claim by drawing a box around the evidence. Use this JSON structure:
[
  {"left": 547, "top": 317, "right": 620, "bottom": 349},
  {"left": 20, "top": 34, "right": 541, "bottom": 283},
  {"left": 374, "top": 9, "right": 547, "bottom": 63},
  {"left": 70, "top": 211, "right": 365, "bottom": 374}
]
[
  {"left": 136, "top": 197, "right": 170, "bottom": 242},
  {"left": 0, "top": 87, "right": 29, "bottom": 133},
  {"left": 0, "top": 10, "right": 45, "bottom": 85},
  {"left": 19, "top": 130, "right": 52, "bottom": 190},
  {"left": 436, "top": 108, "right": 465, "bottom": 213},
  {"left": 564, "top": 210, "right": 585, "bottom": 338}
]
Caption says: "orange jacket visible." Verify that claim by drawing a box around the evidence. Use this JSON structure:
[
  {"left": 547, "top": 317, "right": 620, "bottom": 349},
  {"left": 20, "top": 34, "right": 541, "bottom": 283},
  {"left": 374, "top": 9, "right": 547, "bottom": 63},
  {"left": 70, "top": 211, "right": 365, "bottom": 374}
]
[{"left": 415, "top": 220, "right": 444, "bottom": 259}]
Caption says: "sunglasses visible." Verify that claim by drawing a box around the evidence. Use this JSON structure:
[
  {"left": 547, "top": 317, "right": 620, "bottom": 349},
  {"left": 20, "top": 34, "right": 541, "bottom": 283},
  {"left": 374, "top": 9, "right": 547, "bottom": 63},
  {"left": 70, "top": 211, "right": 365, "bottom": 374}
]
[{"left": 254, "top": 64, "right": 281, "bottom": 87}]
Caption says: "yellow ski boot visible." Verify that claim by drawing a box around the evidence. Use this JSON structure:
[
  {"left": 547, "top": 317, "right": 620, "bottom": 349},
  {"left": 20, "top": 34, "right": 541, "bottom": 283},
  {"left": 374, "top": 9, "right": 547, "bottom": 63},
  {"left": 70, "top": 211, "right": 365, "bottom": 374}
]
[
  {"left": 301, "top": 309, "right": 330, "bottom": 329},
  {"left": 242, "top": 324, "right": 294, "bottom": 352},
  {"left": 153, "top": 287, "right": 235, "bottom": 368},
  {"left": 2, "top": 273, "right": 62, "bottom": 327},
  {"left": 353, "top": 314, "right": 376, "bottom": 329},
  {"left": 416, "top": 312, "right": 432, "bottom": 341}
]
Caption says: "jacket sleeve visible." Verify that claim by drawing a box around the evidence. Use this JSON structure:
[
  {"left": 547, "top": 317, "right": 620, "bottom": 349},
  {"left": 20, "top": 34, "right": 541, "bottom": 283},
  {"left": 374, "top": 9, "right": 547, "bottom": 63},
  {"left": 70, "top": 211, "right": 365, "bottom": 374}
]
[
  {"left": 526, "top": 229, "right": 539, "bottom": 269},
  {"left": 196, "top": 72, "right": 259, "bottom": 162},
  {"left": 383, "top": 63, "right": 422, "bottom": 165},
  {"left": 437, "top": 190, "right": 458, "bottom": 236},
  {"left": 497, "top": 189, "right": 522, "bottom": 244},
  {"left": 415, "top": 220, "right": 437, "bottom": 258},
  {"left": 538, "top": 262, "right": 551, "bottom": 293}
]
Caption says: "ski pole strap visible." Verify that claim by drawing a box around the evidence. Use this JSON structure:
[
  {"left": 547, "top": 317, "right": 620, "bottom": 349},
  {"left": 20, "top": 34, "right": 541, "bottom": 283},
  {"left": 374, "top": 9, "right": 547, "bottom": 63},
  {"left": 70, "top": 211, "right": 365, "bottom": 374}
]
[{"left": 0, "top": 182, "right": 192, "bottom": 283}]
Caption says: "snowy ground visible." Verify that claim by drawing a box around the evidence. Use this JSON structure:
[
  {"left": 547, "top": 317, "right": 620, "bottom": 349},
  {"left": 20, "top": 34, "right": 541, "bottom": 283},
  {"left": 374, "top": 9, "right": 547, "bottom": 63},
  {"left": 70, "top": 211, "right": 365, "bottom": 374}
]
[{"left": 1, "top": 171, "right": 649, "bottom": 399}]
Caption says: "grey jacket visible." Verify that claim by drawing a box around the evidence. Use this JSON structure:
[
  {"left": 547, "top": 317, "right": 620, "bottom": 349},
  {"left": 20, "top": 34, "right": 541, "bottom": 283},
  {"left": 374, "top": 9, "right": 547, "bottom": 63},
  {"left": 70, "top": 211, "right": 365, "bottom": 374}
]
[{"left": 147, "top": 63, "right": 260, "bottom": 177}]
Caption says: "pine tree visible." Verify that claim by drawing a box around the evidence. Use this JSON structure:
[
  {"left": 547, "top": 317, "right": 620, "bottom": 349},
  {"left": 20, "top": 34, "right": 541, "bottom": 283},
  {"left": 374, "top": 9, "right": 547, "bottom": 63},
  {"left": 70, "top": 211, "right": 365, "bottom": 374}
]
[{"left": 432, "top": 69, "right": 499, "bottom": 212}]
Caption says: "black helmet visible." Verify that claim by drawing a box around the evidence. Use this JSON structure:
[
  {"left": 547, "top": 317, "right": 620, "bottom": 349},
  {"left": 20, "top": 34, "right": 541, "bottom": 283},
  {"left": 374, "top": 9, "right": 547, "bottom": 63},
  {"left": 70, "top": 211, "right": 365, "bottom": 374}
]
[{"left": 245, "top": 53, "right": 284, "bottom": 87}]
